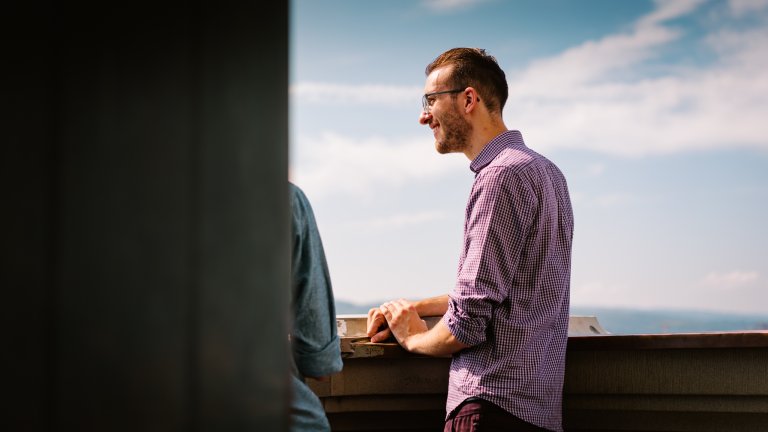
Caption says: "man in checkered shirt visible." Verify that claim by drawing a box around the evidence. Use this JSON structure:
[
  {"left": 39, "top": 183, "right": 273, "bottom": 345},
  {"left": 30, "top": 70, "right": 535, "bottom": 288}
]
[{"left": 367, "top": 48, "right": 574, "bottom": 432}]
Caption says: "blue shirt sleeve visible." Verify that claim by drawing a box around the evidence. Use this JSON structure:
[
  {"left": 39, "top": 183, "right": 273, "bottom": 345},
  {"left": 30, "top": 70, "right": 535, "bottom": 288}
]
[{"left": 290, "top": 183, "right": 343, "bottom": 378}]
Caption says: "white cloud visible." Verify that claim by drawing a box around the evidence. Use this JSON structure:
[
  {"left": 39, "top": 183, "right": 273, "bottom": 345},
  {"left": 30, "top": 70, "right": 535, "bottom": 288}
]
[
  {"left": 505, "top": 1, "right": 768, "bottom": 157},
  {"left": 290, "top": 131, "right": 466, "bottom": 199},
  {"left": 422, "top": 0, "right": 489, "bottom": 13},
  {"left": 572, "top": 280, "right": 633, "bottom": 308},
  {"left": 586, "top": 163, "right": 605, "bottom": 177},
  {"left": 512, "top": 1, "right": 700, "bottom": 93},
  {"left": 705, "top": 25, "right": 768, "bottom": 69},
  {"left": 290, "top": 1, "right": 768, "bottom": 199},
  {"left": 572, "top": 280, "right": 608, "bottom": 298},
  {"left": 638, "top": 0, "right": 706, "bottom": 28},
  {"left": 592, "top": 193, "right": 637, "bottom": 208},
  {"left": 571, "top": 274, "right": 768, "bottom": 314},
  {"left": 728, "top": 0, "right": 768, "bottom": 16},
  {"left": 290, "top": 82, "right": 422, "bottom": 106},
  {"left": 702, "top": 270, "right": 759, "bottom": 289},
  {"left": 366, "top": 211, "right": 447, "bottom": 229},
  {"left": 569, "top": 191, "right": 586, "bottom": 205},
  {"left": 571, "top": 191, "right": 642, "bottom": 209}
]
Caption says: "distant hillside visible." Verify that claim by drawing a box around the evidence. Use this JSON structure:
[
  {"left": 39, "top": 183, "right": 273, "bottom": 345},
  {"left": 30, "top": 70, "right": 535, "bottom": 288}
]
[
  {"left": 336, "top": 299, "right": 768, "bottom": 335},
  {"left": 570, "top": 306, "right": 768, "bottom": 334},
  {"left": 335, "top": 300, "right": 378, "bottom": 315}
]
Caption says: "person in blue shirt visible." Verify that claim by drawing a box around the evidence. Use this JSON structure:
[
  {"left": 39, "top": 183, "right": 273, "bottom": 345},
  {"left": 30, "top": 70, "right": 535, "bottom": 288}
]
[{"left": 289, "top": 183, "right": 343, "bottom": 431}]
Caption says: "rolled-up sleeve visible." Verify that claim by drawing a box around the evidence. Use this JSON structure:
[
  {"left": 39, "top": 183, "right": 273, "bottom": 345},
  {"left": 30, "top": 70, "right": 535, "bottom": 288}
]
[
  {"left": 445, "top": 294, "right": 492, "bottom": 346},
  {"left": 293, "top": 333, "right": 342, "bottom": 378}
]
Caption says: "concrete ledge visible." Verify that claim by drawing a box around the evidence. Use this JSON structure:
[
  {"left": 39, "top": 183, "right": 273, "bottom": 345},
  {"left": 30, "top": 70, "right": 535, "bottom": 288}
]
[{"left": 312, "top": 315, "right": 768, "bottom": 431}]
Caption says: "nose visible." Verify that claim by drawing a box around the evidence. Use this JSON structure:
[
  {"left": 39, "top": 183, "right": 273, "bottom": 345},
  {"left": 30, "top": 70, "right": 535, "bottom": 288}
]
[{"left": 419, "top": 110, "right": 431, "bottom": 125}]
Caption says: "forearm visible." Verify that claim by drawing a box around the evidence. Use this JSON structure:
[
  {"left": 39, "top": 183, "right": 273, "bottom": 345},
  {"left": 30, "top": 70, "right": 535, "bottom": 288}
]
[
  {"left": 413, "top": 294, "right": 449, "bottom": 317},
  {"left": 402, "top": 318, "right": 467, "bottom": 356}
]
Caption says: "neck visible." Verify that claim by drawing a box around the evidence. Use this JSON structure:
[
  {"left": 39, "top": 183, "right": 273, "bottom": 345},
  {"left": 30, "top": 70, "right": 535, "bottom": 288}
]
[{"left": 463, "top": 118, "right": 508, "bottom": 161}]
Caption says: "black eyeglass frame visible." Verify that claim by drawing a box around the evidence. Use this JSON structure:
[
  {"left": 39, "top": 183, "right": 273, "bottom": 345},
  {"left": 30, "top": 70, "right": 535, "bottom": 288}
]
[{"left": 422, "top": 88, "right": 465, "bottom": 113}]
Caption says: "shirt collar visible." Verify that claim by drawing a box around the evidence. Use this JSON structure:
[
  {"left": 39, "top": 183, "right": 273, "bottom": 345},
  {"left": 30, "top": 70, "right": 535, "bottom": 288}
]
[{"left": 469, "top": 130, "right": 525, "bottom": 173}]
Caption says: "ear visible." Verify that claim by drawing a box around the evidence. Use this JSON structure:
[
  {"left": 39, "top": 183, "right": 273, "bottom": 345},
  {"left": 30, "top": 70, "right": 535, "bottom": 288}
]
[{"left": 464, "top": 87, "right": 479, "bottom": 113}]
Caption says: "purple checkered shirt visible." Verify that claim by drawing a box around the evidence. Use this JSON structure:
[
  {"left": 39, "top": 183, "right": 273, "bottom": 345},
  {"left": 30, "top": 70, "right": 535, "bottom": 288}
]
[{"left": 444, "top": 130, "right": 573, "bottom": 432}]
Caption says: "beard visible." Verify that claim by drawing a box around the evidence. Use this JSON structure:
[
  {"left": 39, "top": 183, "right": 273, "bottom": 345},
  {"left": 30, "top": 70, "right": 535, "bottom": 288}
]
[{"left": 435, "top": 105, "right": 472, "bottom": 154}]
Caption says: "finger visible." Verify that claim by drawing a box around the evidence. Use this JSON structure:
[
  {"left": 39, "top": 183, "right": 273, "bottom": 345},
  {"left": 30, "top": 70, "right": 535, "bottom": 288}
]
[
  {"left": 370, "top": 327, "right": 392, "bottom": 343},
  {"left": 366, "top": 310, "right": 386, "bottom": 336},
  {"left": 379, "top": 303, "right": 392, "bottom": 318},
  {"left": 388, "top": 299, "right": 411, "bottom": 315},
  {"left": 394, "top": 299, "right": 409, "bottom": 309},
  {"left": 367, "top": 307, "right": 381, "bottom": 325}
]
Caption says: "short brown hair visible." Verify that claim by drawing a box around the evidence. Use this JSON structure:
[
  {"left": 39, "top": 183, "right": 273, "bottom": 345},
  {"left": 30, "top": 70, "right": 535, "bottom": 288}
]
[{"left": 425, "top": 48, "right": 508, "bottom": 114}]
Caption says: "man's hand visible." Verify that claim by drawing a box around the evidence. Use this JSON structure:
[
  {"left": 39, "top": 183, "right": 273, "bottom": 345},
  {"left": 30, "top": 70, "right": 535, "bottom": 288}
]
[
  {"left": 367, "top": 306, "right": 393, "bottom": 343},
  {"left": 379, "top": 299, "right": 428, "bottom": 349},
  {"left": 368, "top": 296, "right": 466, "bottom": 356}
]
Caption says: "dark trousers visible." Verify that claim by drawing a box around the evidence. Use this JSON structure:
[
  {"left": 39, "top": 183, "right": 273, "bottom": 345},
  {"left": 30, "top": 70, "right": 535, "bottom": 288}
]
[{"left": 443, "top": 399, "right": 552, "bottom": 432}]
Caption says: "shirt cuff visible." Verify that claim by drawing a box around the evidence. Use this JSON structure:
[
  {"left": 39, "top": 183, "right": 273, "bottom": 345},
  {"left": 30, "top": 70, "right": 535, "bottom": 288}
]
[
  {"left": 294, "top": 335, "right": 343, "bottom": 378},
  {"left": 444, "top": 298, "right": 488, "bottom": 347}
]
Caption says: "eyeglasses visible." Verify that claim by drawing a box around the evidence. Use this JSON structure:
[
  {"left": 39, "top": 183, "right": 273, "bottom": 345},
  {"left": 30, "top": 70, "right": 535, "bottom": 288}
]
[{"left": 422, "top": 88, "right": 464, "bottom": 113}]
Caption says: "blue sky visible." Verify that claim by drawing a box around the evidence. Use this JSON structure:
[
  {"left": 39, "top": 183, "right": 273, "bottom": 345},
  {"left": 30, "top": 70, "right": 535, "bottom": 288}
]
[{"left": 289, "top": 0, "right": 768, "bottom": 315}]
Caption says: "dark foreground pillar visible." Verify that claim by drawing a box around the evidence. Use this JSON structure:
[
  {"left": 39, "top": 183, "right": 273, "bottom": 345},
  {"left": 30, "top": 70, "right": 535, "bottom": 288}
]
[{"left": 3, "top": 2, "right": 289, "bottom": 430}]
